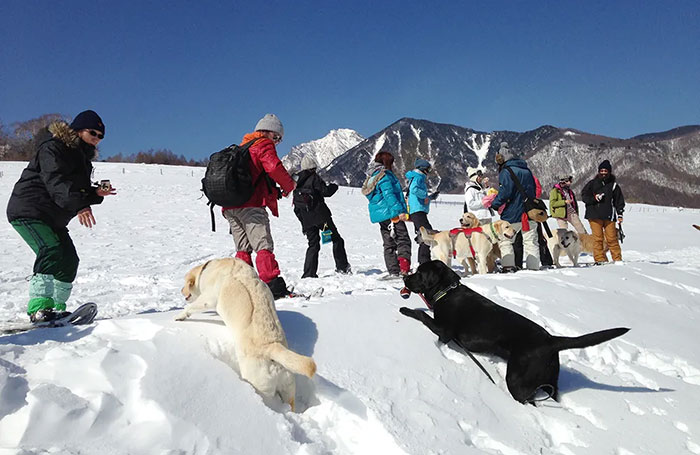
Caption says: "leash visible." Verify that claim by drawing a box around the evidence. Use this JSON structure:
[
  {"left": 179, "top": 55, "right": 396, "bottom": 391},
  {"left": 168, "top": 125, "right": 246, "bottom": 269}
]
[
  {"left": 417, "top": 283, "right": 496, "bottom": 385},
  {"left": 453, "top": 339, "right": 497, "bottom": 385}
]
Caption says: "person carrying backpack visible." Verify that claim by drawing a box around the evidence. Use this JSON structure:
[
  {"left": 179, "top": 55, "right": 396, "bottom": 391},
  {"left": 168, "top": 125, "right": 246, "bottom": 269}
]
[
  {"left": 406, "top": 159, "right": 438, "bottom": 265},
  {"left": 6, "top": 110, "right": 117, "bottom": 322},
  {"left": 463, "top": 167, "right": 493, "bottom": 225},
  {"left": 490, "top": 142, "right": 541, "bottom": 272},
  {"left": 221, "top": 114, "right": 296, "bottom": 299},
  {"left": 362, "top": 151, "right": 411, "bottom": 277},
  {"left": 292, "top": 155, "right": 351, "bottom": 278}
]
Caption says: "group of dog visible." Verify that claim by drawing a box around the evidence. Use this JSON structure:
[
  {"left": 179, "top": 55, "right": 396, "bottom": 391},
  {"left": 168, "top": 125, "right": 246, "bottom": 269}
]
[
  {"left": 175, "top": 220, "right": 698, "bottom": 409},
  {"left": 419, "top": 212, "right": 604, "bottom": 274},
  {"left": 177, "top": 254, "right": 629, "bottom": 410}
]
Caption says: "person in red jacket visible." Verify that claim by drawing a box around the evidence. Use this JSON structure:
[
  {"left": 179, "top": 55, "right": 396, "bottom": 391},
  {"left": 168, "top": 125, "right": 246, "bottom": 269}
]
[{"left": 221, "top": 114, "right": 296, "bottom": 298}]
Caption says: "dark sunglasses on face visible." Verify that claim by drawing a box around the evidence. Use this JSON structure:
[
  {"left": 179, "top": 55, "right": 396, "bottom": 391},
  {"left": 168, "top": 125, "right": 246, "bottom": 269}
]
[
  {"left": 271, "top": 133, "right": 282, "bottom": 143},
  {"left": 88, "top": 130, "right": 104, "bottom": 139}
]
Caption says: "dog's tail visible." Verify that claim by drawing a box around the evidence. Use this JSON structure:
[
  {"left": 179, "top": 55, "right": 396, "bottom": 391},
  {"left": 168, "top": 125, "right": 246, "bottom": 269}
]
[
  {"left": 552, "top": 327, "right": 629, "bottom": 352},
  {"left": 267, "top": 342, "right": 317, "bottom": 378}
]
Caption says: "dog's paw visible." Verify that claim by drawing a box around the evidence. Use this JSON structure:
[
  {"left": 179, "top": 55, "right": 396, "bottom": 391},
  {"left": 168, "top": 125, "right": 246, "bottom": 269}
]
[
  {"left": 399, "top": 307, "right": 415, "bottom": 317},
  {"left": 174, "top": 311, "right": 189, "bottom": 321}
]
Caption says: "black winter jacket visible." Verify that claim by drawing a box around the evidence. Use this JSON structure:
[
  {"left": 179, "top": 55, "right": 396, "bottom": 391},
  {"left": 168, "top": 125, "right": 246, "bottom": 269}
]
[
  {"left": 581, "top": 174, "right": 625, "bottom": 221},
  {"left": 292, "top": 169, "right": 338, "bottom": 231},
  {"left": 6, "top": 121, "right": 103, "bottom": 230}
]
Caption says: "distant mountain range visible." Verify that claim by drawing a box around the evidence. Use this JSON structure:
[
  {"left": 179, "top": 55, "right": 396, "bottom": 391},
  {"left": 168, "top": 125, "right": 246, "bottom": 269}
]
[
  {"left": 308, "top": 118, "right": 700, "bottom": 208},
  {"left": 282, "top": 129, "right": 364, "bottom": 174}
]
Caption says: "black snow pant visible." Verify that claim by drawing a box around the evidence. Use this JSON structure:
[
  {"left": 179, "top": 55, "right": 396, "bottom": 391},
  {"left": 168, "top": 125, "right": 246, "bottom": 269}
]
[
  {"left": 409, "top": 211, "right": 433, "bottom": 265},
  {"left": 302, "top": 218, "right": 349, "bottom": 278},
  {"left": 379, "top": 219, "right": 412, "bottom": 275},
  {"left": 538, "top": 222, "right": 553, "bottom": 266}
]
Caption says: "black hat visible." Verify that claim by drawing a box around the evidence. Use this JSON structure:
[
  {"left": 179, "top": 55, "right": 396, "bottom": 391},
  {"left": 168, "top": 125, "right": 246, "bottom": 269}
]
[
  {"left": 598, "top": 160, "right": 612, "bottom": 172},
  {"left": 70, "top": 110, "right": 105, "bottom": 134}
]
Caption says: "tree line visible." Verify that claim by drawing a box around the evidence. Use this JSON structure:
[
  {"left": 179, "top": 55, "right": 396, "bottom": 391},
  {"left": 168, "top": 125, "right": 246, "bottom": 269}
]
[{"left": 0, "top": 114, "right": 206, "bottom": 166}]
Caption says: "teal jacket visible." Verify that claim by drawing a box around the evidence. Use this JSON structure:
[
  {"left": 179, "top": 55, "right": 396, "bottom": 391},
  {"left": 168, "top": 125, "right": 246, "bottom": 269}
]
[
  {"left": 362, "top": 163, "right": 407, "bottom": 223},
  {"left": 405, "top": 169, "right": 430, "bottom": 214}
]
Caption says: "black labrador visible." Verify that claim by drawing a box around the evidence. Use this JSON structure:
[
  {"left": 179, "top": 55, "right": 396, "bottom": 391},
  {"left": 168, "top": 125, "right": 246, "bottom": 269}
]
[{"left": 399, "top": 260, "right": 629, "bottom": 403}]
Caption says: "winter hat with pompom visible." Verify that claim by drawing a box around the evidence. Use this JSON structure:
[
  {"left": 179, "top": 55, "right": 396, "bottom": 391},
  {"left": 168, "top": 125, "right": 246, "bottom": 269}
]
[{"left": 495, "top": 141, "right": 518, "bottom": 165}]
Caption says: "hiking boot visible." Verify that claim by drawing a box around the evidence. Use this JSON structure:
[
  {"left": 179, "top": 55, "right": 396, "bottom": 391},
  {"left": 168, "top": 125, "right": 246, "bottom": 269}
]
[
  {"left": 266, "top": 276, "right": 291, "bottom": 300},
  {"left": 500, "top": 266, "right": 518, "bottom": 274},
  {"left": 336, "top": 266, "right": 352, "bottom": 275},
  {"left": 593, "top": 261, "right": 608, "bottom": 266},
  {"left": 29, "top": 308, "right": 73, "bottom": 323}
]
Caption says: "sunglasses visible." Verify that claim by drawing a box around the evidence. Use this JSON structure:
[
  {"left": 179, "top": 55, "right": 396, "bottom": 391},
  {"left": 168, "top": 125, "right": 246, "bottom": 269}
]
[
  {"left": 88, "top": 130, "right": 104, "bottom": 140},
  {"left": 271, "top": 133, "right": 282, "bottom": 143}
]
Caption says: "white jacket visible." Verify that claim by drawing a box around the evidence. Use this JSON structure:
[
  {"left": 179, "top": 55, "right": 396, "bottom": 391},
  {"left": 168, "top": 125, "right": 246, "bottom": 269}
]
[{"left": 464, "top": 182, "right": 492, "bottom": 220}]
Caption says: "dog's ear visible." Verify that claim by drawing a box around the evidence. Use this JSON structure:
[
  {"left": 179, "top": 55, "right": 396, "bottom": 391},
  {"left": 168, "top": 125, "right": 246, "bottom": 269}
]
[
  {"left": 494, "top": 220, "right": 503, "bottom": 234},
  {"left": 571, "top": 231, "right": 579, "bottom": 241}
]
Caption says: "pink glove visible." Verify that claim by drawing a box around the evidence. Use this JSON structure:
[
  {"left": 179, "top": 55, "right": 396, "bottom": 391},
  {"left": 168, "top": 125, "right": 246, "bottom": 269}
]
[{"left": 482, "top": 193, "right": 497, "bottom": 208}]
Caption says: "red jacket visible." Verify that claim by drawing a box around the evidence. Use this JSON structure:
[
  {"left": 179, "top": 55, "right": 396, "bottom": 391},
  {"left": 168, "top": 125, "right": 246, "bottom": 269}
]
[{"left": 221, "top": 132, "right": 295, "bottom": 217}]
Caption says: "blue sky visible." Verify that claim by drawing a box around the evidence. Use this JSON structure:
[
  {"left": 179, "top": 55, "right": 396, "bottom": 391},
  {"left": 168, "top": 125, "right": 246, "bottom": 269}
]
[{"left": 1, "top": 0, "right": 698, "bottom": 160}]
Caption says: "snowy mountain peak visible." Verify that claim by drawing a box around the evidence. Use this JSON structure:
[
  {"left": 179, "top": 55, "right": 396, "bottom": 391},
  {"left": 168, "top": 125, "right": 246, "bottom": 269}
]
[{"left": 282, "top": 129, "right": 364, "bottom": 172}]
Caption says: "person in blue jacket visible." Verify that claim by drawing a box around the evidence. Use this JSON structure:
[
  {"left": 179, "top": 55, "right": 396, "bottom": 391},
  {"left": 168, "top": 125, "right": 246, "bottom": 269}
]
[
  {"left": 362, "top": 151, "right": 411, "bottom": 276},
  {"left": 490, "top": 142, "right": 541, "bottom": 272},
  {"left": 406, "top": 159, "right": 439, "bottom": 265}
]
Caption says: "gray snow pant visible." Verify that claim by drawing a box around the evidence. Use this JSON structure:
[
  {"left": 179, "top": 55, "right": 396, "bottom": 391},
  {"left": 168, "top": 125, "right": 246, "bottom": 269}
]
[
  {"left": 379, "top": 220, "right": 412, "bottom": 275},
  {"left": 223, "top": 207, "right": 274, "bottom": 253}
]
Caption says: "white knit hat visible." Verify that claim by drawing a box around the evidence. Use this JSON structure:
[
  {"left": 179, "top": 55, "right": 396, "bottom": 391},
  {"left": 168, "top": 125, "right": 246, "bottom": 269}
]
[
  {"left": 300, "top": 155, "right": 317, "bottom": 171},
  {"left": 467, "top": 166, "right": 482, "bottom": 182},
  {"left": 254, "top": 113, "right": 284, "bottom": 136}
]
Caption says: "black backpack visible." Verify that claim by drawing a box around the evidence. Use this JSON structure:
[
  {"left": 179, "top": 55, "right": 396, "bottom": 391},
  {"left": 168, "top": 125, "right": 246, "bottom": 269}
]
[
  {"left": 202, "top": 138, "right": 261, "bottom": 231},
  {"left": 293, "top": 188, "right": 316, "bottom": 211}
]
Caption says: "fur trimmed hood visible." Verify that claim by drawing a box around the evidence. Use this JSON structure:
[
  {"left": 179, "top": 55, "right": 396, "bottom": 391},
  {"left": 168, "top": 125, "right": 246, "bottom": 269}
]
[
  {"left": 44, "top": 120, "right": 98, "bottom": 159},
  {"left": 47, "top": 121, "right": 81, "bottom": 148},
  {"left": 361, "top": 162, "right": 387, "bottom": 196}
]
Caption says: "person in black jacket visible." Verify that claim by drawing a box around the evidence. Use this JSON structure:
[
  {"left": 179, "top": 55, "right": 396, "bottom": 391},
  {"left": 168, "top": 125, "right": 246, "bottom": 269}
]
[
  {"left": 292, "top": 155, "right": 351, "bottom": 278},
  {"left": 6, "top": 110, "right": 117, "bottom": 322},
  {"left": 581, "top": 160, "right": 625, "bottom": 264}
]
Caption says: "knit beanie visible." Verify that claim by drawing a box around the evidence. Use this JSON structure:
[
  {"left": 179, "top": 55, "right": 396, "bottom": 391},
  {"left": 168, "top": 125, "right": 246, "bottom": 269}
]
[
  {"left": 467, "top": 166, "right": 481, "bottom": 182},
  {"left": 69, "top": 110, "right": 105, "bottom": 134},
  {"left": 495, "top": 142, "right": 516, "bottom": 165},
  {"left": 414, "top": 158, "right": 431, "bottom": 171},
  {"left": 300, "top": 155, "right": 317, "bottom": 171},
  {"left": 254, "top": 113, "right": 284, "bottom": 136},
  {"left": 559, "top": 175, "right": 573, "bottom": 183},
  {"left": 598, "top": 160, "right": 612, "bottom": 172}
]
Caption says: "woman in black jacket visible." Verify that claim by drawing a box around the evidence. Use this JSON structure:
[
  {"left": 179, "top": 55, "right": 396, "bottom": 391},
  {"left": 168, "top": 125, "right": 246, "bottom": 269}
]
[
  {"left": 6, "top": 110, "right": 116, "bottom": 322},
  {"left": 292, "top": 155, "right": 350, "bottom": 278}
]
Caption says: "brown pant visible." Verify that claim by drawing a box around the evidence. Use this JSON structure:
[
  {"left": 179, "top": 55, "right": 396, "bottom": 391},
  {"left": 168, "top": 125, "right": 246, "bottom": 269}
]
[{"left": 588, "top": 219, "right": 622, "bottom": 262}]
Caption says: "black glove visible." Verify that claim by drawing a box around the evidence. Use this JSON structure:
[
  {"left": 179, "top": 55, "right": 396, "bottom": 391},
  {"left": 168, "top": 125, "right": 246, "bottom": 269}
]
[
  {"left": 428, "top": 191, "right": 440, "bottom": 200},
  {"left": 276, "top": 187, "right": 283, "bottom": 199}
]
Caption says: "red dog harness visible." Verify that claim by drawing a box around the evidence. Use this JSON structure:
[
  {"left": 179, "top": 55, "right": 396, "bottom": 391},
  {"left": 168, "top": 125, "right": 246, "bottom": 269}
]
[{"left": 448, "top": 227, "right": 483, "bottom": 258}]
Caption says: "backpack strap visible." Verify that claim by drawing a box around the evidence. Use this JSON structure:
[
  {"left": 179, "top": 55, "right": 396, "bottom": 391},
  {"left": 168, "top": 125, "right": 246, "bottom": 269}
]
[
  {"left": 503, "top": 166, "right": 530, "bottom": 200},
  {"left": 209, "top": 201, "right": 216, "bottom": 232}
]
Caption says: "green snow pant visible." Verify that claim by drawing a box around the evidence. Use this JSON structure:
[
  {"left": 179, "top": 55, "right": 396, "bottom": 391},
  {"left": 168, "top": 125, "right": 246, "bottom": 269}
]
[{"left": 10, "top": 219, "right": 79, "bottom": 314}]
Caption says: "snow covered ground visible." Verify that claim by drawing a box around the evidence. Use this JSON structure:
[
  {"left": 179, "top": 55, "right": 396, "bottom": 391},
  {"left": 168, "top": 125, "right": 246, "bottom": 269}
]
[{"left": 1, "top": 161, "right": 699, "bottom": 454}]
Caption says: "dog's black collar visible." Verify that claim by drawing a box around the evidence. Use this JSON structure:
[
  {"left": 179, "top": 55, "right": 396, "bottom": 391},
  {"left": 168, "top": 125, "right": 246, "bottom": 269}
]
[{"left": 426, "top": 281, "right": 460, "bottom": 306}]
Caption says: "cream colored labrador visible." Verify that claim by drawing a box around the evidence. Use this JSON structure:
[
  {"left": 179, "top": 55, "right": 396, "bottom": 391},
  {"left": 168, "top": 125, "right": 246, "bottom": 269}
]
[
  {"left": 469, "top": 220, "right": 516, "bottom": 274},
  {"left": 178, "top": 258, "right": 316, "bottom": 410},
  {"left": 547, "top": 229, "right": 583, "bottom": 267},
  {"left": 419, "top": 213, "right": 480, "bottom": 275}
]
